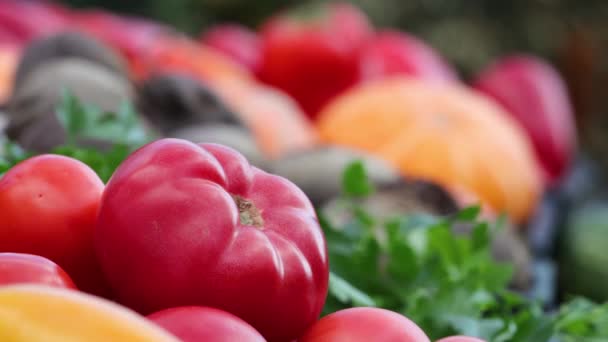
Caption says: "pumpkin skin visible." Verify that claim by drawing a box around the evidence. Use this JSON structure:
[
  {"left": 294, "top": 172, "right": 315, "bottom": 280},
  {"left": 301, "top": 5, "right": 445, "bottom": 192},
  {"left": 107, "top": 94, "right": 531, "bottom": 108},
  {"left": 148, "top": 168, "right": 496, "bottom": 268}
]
[
  {"left": 316, "top": 77, "right": 543, "bottom": 223},
  {"left": 0, "top": 285, "right": 180, "bottom": 342},
  {"left": 211, "top": 78, "right": 319, "bottom": 159},
  {"left": 0, "top": 45, "right": 18, "bottom": 104}
]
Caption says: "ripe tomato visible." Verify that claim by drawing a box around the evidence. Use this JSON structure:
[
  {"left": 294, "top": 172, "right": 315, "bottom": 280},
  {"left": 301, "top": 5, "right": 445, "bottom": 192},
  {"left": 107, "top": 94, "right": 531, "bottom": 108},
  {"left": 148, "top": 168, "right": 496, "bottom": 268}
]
[
  {"left": 436, "top": 337, "right": 486, "bottom": 342},
  {"left": 0, "top": 252, "right": 76, "bottom": 289},
  {"left": 473, "top": 54, "right": 577, "bottom": 186},
  {"left": 298, "top": 307, "right": 430, "bottom": 342},
  {"left": 95, "top": 139, "right": 329, "bottom": 342},
  {"left": 0, "top": 155, "right": 110, "bottom": 297},
  {"left": 148, "top": 306, "right": 266, "bottom": 342},
  {"left": 257, "top": 2, "right": 373, "bottom": 119}
]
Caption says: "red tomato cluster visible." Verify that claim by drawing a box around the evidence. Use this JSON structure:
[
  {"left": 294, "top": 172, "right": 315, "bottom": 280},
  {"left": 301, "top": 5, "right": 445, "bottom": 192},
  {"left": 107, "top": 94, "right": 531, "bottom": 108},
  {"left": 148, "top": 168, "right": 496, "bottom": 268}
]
[{"left": 0, "top": 138, "right": 484, "bottom": 342}]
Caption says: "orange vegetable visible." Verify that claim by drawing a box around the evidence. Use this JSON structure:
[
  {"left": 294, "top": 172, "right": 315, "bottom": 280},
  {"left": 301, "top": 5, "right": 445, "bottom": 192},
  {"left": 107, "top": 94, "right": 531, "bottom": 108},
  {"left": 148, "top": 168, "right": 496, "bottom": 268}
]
[
  {"left": 212, "top": 78, "right": 319, "bottom": 158},
  {"left": 317, "top": 77, "right": 543, "bottom": 223},
  {"left": 0, "top": 46, "right": 19, "bottom": 104},
  {"left": 142, "top": 37, "right": 252, "bottom": 84},
  {"left": 0, "top": 285, "right": 180, "bottom": 342}
]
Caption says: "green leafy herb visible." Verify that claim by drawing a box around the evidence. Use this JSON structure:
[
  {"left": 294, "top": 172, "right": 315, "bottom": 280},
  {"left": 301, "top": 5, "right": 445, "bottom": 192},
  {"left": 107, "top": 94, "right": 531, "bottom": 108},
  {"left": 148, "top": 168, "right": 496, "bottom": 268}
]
[
  {"left": 321, "top": 161, "right": 608, "bottom": 342},
  {"left": 341, "top": 160, "right": 375, "bottom": 197},
  {"left": 56, "top": 90, "right": 153, "bottom": 148}
]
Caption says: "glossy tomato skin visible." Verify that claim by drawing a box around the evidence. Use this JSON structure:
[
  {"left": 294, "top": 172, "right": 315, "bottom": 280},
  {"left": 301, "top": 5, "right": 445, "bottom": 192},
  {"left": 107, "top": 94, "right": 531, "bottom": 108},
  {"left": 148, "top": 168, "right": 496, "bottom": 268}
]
[
  {"left": 436, "top": 336, "right": 486, "bottom": 342},
  {"left": 0, "top": 252, "right": 76, "bottom": 289},
  {"left": 0, "top": 155, "right": 110, "bottom": 297},
  {"left": 147, "top": 306, "right": 266, "bottom": 342},
  {"left": 201, "top": 24, "right": 262, "bottom": 75},
  {"left": 257, "top": 2, "right": 373, "bottom": 119},
  {"left": 95, "top": 139, "right": 329, "bottom": 342},
  {"left": 473, "top": 55, "right": 577, "bottom": 186},
  {"left": 298, "top": 307, "right": 430, "bottom": 342},
  {"left": 358, "top": 30, "right": 459, "bottom": 84}
]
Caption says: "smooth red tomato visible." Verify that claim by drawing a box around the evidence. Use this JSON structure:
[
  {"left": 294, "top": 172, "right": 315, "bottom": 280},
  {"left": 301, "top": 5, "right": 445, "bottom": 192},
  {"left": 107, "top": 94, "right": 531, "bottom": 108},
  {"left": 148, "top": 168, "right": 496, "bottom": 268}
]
[
  {"left": 473, "top": 54, "right": 577, "bottom": 186},
  {"left": 148, "top": 306, "right": 266, "bottom": 342},
  {"left": 95, "top": 139, "right": 329, "bottom": 342},
  {"left": 436, "top": 336, "right": 486, "bottom": 342},
  {"left": 257, "top": 2, "right": 373, "bottom": 119},
  {"left": 0, "top": 155, "right": 110, "bottom": 297},
  {"left": 0, "top": 252, "right": 76, "bottom": 289},
  {"left": 298, "top": 307, "right": 430, "bottom": 342}
]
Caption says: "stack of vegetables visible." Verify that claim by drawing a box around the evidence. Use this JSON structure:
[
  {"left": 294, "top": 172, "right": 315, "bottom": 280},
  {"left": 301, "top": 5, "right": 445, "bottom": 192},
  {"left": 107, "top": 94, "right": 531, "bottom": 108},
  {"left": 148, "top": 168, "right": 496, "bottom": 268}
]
[{"left": 0, "top": 1, "right": 606, "bottom": 341}]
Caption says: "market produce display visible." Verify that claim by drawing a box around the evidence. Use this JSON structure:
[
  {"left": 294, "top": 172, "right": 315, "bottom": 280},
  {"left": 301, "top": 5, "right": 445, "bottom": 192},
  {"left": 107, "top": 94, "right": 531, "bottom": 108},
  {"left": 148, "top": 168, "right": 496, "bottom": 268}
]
[{"left": 0, "top": 0, "right": 607, "bottom": 341}]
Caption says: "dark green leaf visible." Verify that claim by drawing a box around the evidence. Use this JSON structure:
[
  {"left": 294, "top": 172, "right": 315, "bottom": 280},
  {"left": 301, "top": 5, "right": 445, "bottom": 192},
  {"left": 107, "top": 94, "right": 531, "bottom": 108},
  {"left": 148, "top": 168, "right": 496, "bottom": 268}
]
[{"left": 341, "top": 160, "right": 375, "bottom": 197}]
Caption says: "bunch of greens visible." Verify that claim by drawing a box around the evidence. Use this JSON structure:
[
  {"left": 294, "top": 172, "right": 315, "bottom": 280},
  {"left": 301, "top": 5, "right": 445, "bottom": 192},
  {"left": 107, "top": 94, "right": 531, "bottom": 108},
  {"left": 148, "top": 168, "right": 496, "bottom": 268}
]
[
  {"left": 1, "top": 92, "right": 153, "bottom": 181},
  {"left": 321, "top": 161, "right": 608, "bottom": 341},
  {"left": 2, "top": 94, "right": 608, "bottom": 342}
]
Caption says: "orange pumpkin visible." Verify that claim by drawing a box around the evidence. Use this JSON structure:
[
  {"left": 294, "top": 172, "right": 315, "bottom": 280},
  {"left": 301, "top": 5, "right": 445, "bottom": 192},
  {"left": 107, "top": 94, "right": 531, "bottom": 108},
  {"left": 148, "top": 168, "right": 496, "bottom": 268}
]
[
  {"left": 0, "top": 285, "right": 180, "bottom": 342},
  {"left": 141, "top": 37, "right": 252, "bottom": 84},
  {"left": 0, "top": 45, "right": 19, "bottom": 104},
  {"left": 211, "top": 77, "right": 319, "bottom": 158},
  {"left": 317, "top": 77, "right": 543, "bottom": 223}
]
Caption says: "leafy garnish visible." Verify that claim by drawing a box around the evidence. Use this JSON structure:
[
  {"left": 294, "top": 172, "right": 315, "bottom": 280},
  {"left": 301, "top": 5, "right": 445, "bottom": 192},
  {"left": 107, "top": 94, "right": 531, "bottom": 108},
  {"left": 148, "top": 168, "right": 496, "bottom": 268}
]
[
  {"left": 341, "top": 159, "right": 375, "bottom": 197},
  {"left": 321, "top": 161, "right": 608, "bottom": 341}
]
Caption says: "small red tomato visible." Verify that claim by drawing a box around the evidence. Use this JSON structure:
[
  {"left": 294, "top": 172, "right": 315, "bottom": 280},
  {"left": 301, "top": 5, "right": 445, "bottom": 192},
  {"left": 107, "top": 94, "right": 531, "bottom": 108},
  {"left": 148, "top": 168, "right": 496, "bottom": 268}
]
[
  {"left": 298, "top": 307, "right": 430, "bottom": 342},
  {"left": 201, "top": 24, "right": 262, "bottom": 75},
  {"left": 358, "top": 30, "right": 459, "bottom": 84},
  {"left": 258, "top": 2, "right": 373, "bottom": 119},
  {"left": 473, "top": 54, "right": 577, "bottom": 186},
  {"left": 0, "top": 252, "right": 76, "bottom": 289},
  {"left": 95, "top": 139, "right": 329, "bottom": 342},
  {"left": 0, "top": 155, "right": 110, "bottom": 297},
  {"left": 148, "top": 306, "right": 266, "bottom": 342},
  {"left": 436, "top": 336, "right": 486, "bottom": 342}
]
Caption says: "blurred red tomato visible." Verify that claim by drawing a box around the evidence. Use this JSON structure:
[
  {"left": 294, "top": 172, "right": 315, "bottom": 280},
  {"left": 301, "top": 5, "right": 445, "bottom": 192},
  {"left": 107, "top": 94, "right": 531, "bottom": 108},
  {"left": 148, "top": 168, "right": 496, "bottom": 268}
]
[
  {"left": 298, "top": 307, "right": 430, "bottom": 342},
  {"left": 0, "top": 252, "right": 76, "bottom": 289},
  {"left": 148, "top": 306, "right": 266, "bottom": 342},
  {"left": 0, "top": 0, "right": 71, "bottom": 44},
  {"left": 257, "top": 2, "right": 373, "bottom": 119},
  {"left": 473, "top": 54, "right": 577, "bottom": 186}
]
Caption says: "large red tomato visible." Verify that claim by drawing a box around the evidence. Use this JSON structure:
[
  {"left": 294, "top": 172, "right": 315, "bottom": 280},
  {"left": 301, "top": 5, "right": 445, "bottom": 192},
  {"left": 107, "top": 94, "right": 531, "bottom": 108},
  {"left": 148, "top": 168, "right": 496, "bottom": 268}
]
[
  {"left": 298, "top": 307, "right": 430, "bottom": 342},
  {"left": 473, "top": 54, "right": 577, "bottom": 186},
  {"left": 0, "top": 155, "right": 110, "bottom": 297},
  {"left": 257, "top": 2, "right": 373, "bottom": 119},
  {"left": 147, "top": 306, "right": 266, "bottom": 342},
  {"left": 95, "top": 139, "right": 329, "bottom": 342},
  {"left": 0, "top": 252, "right": 76, "bottom": 289}
]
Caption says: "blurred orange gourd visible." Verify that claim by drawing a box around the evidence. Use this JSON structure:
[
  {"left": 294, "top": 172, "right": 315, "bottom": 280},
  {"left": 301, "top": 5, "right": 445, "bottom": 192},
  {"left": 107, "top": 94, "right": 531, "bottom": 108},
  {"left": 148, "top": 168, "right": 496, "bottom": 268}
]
[
  {"left": 316, "top": 77, "right": 543, "bottom": 223},
  {"left": 212, "top": 78, "right": 319, "bottom": 159},
  {"left": 0, "top": 285, "right": 180, "bottom": 342}
]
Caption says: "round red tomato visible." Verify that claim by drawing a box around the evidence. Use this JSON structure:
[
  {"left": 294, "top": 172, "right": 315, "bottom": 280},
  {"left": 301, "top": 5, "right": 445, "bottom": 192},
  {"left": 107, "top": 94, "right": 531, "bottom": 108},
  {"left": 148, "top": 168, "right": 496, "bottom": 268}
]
[
  {"left": 0, "top": 252, "right": 76, "bottom": 289},
  {"left": 257, "top": 2, "right": 373, "bottom": 118},
  {"left": 0, "top": 155, "right": 110, "bottom": 297},
  {"left": 147, "top": 306, "right": 266, "bottom": 342},
  {"left": 436, "top": 337, "right": 486, "bottom": 342},
  {"left": 95, "top": 139, "right": 329, "bottom": 342},
  {"left": 298, "top": 307, "right": 430, "bottom": 342}
]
